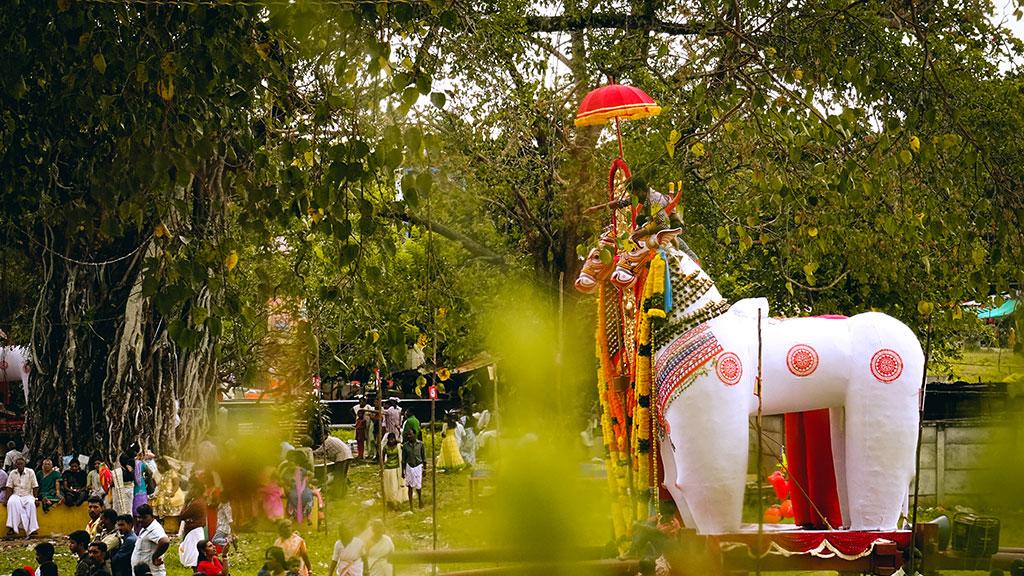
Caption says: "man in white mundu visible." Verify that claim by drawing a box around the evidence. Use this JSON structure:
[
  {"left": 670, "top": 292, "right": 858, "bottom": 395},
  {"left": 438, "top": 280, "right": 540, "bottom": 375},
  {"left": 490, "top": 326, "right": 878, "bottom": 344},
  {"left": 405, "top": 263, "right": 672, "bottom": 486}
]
[{"left": 5, "top": 456, "right": 39, "bottom": 538}]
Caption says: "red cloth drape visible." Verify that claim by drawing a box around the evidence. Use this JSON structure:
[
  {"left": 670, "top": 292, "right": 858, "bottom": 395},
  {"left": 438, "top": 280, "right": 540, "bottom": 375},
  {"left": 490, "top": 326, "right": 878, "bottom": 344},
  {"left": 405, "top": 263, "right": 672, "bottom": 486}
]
[
  {"left": 711, "top": 529, "right": 911, "bottom": 557},
  {"left": 785, "top": 410, "right": 843, "bottom": 529}
]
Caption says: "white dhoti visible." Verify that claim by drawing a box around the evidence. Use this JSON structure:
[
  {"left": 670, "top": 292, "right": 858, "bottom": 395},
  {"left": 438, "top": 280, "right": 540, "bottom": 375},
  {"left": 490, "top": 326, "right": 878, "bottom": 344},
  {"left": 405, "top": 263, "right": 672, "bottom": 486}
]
[
  {"left": 178, "top": 526, "right": 206, "bottom": 567},
  {"left": 6, "top": 494, "right": 39, "bottom": 534},
  {"left": 382, "top": 468, "right": 408, "bottom": 504},
  {"left": 404, "top": 464, "right": 423, "bottom": 490}
]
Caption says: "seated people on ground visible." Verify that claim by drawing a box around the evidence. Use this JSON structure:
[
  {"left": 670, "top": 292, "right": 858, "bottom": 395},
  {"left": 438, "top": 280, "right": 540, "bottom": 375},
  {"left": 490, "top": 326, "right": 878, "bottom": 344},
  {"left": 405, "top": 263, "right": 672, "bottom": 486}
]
[
  {"left": 35, "top": 542, "right": 57, "bottom": 574},
  {"left": 194, "top": 539, "right": 229, "bottom": 576},
  {"left": 258, "top": 546, "right": 298, "bottom": 576}
]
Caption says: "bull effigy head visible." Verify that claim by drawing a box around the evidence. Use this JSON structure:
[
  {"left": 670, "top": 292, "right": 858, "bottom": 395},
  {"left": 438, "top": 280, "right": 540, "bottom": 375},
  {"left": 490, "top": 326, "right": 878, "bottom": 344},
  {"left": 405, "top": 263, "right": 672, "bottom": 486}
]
[
  {"left": 574, "top": 227, "right": 617, "bottom": 293},
  {"left": 608, "top": 221, "right": 683, "bottom": 289},
  {"left": 575, "top": 183, "right": 684, "bottom": 293}
]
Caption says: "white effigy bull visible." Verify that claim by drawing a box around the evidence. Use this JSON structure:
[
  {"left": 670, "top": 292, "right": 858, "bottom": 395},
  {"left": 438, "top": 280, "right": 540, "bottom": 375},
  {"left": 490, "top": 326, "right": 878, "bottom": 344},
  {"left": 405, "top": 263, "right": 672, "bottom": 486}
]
[
  {"left": 0, "top": 346, "right": 31, "bottom": 400},
  {"left": 580, "top": 227, "right": 923, "bottom": 534}
]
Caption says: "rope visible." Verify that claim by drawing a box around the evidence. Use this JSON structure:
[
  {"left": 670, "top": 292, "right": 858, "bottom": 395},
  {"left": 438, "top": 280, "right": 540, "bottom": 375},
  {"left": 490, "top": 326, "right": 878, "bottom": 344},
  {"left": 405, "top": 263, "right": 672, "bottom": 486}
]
[{"left": 21, "top": 229, "right": 151, "bottom": 267}]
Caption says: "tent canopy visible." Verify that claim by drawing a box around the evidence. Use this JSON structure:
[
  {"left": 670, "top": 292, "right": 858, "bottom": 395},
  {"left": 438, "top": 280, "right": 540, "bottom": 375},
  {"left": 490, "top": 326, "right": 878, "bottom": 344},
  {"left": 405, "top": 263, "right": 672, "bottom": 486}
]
[{"left": 977, "top": 299, "right": 1017, "bottom": 320}]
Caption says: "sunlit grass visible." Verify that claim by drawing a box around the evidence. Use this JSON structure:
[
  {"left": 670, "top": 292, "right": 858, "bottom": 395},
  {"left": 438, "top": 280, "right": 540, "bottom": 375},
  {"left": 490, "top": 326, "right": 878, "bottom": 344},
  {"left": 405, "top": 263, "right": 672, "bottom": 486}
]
[{"left": 947, "top": 349, "right": 1024, "bottom": 384}]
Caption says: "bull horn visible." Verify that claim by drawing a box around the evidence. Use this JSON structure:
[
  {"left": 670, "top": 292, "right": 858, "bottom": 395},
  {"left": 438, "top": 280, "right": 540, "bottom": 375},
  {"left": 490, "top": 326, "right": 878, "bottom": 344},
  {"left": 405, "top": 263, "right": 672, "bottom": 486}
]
[{"left": 664, "top": 182, "right": 683, "bottom": 215}]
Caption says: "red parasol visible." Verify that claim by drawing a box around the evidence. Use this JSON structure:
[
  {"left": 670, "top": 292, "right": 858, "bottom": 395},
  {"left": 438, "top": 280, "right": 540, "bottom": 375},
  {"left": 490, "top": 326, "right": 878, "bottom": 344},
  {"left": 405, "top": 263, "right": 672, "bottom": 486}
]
[
  {"left": 575, "top": 84, "right": 661, "bottom": 239},
  {"left": 574, "top": 84, "right": 661, "bottom": 127}
]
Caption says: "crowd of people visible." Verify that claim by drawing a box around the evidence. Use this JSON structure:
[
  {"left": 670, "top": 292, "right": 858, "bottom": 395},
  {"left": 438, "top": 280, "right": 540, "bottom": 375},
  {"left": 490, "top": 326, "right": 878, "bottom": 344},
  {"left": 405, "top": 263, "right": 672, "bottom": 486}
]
[
  {"left": 351, "top": 397, "right": 493, "bottom": 511},
  {"left": 1, "top": 398, "right": 495, "bottom": 576},
  {"left": 2, "top": 442, "right": 190, "bottom": 542}
]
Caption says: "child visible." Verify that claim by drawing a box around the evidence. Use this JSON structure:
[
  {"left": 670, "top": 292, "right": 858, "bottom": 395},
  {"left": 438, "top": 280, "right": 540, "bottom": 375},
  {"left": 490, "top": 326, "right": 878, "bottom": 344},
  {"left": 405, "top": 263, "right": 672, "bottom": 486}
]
[
  {"left": 355, "top": 409, "right": 367, "bottom": 459},
  {"left": 402, "top": 429, "right": 425, "bottom": 511},
  {"left": 211, "top": 491, "right": 237, "bottom": 552}
]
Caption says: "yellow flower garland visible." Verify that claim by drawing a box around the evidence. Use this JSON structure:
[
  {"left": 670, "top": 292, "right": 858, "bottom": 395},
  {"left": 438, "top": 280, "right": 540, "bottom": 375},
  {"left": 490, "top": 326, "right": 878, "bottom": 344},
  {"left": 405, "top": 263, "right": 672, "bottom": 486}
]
[
  {"left": 632, "top": 252, "right": 663, "bottom": 521},
  {"left": 595, "top": 250, "right": 667, "bottom": 546},
  {"left": 596, "top": 286, "right": 632, "bottom": 550}
]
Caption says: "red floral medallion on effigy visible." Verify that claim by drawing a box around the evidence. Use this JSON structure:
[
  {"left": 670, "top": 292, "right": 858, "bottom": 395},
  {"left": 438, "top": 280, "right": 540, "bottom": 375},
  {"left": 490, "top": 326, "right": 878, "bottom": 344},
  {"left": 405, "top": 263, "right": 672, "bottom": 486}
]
[
  {"left": 786, "top": 344, "right": 819, "bottom": 377},
  {"left": 870, "top": 349, "right": 903, "bottom": 382}
]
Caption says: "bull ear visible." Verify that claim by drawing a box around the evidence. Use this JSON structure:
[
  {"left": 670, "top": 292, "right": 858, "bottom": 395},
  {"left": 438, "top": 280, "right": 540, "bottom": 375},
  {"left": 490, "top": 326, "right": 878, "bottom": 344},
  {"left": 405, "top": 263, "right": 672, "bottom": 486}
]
[{"left": 652, "top": 227, "right": 682, "bottom": 246}]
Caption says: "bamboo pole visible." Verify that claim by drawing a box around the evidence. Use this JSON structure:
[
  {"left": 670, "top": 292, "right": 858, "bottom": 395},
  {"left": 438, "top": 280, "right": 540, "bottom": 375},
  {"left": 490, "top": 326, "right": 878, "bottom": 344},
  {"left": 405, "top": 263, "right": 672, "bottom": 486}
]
[
  {"left": 755, "top": 308, "right": 764, "bottom": 576},
  {"left": 376, "top": 369, "right": 385, "bottom": 521},
  {"left": 427, "top": 170, "right": 439, "bottom": 576},
  {"left": 907, "top": 314, "right": 933, "bottom": 576}
]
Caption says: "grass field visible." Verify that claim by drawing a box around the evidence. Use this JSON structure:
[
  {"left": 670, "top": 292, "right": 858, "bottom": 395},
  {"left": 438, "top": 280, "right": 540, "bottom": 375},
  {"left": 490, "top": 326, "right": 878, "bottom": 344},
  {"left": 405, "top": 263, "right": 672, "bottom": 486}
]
[{"left": 945, "top": 348, "right": 1024, "bottom": 385}]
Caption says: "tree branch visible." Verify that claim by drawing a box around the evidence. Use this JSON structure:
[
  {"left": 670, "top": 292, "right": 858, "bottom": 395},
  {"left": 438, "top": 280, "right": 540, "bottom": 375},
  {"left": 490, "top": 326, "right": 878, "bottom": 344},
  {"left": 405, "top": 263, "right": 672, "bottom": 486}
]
[
  {"left": 395, "top": 211, "right": 506, "bottom": 266},
  {"left": 525, "top": 35, "right": 573, "bottom": 68},
  {"left": 524, "top": 13, "right": 721, "bottom": 36}
]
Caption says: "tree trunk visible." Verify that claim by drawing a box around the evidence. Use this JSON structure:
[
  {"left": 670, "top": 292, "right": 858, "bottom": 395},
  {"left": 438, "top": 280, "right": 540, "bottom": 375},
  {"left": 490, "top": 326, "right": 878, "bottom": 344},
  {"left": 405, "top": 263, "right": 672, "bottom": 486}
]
[{"left": 25, "top": 165, "right": 224, "bottom": 460}]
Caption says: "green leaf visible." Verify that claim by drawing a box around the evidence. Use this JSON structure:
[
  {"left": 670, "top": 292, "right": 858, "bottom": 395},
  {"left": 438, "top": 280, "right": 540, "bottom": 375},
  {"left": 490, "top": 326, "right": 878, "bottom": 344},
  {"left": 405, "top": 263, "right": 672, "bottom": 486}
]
[
  {"left": 971, "top": 244, "right": 986, "bottom": 267},
  {"left": 191, "top": 306, "right": 209, "bottom": 326},
  {"left": 399, "top": 87, "right": 419, "bottom": 113},
  {"left": 666, "top": 129, "right": 680, "bottom": 158},
  {"left": 93, "top": 53, "right": 107, "bottom": 74},
  {"left": 415, "top": 170, "right": 432, "bottom": 193},
  {"left": 415, "top": 74, "right": 432, "bottom": 95},
  {"left": 402, "top": 178, "right": 419, "bottom": 208},
  {"left": 430, "top": 91, "right": 446, "bottom": 109}
]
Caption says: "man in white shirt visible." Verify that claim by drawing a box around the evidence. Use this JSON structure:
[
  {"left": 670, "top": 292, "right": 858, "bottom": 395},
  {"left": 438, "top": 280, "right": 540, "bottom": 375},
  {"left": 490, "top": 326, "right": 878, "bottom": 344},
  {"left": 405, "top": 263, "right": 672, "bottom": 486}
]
[
  {"left": 313, "top": 436, "right": 354, "bottom": 495},
  {"left": 130, "top": 504, "right": 169, "bottom": 576},
  {"left": 3, "top": 441, "right": 23, "bottom": 471},
  {"left": 5, "top": 456, "right": 38, "bottom": 539},
  {"left": 382, "top": 399, "right": 401, "bottom": 438}
]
